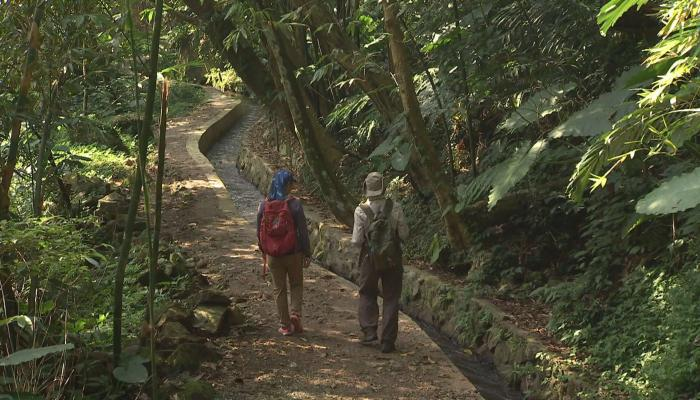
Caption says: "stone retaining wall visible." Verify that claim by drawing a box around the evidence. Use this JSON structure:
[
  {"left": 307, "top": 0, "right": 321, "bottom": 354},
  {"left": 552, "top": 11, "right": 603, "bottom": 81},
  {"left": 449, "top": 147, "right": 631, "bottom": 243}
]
[{"left": 233, "top": 127, "right": 585, "bottom": 400}]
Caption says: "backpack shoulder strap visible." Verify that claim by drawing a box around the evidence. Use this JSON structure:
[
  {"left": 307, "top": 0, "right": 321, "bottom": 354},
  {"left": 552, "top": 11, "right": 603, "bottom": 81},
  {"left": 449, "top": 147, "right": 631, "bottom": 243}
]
[
  {"left": 383, "top": 198, "right": 394, "bottom": 216},
  {"left": 359, "top": 203, "right": 374, "bottom": 223}
]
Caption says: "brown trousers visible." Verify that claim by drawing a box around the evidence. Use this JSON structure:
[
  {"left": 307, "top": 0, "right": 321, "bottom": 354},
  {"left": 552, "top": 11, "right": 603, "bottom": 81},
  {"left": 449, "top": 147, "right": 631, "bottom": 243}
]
[
  {"left": 358, "top": 248, "right": 403, "bottom": 345},
  {"left": 269, "top": 253, "right": 303, "bottom": 327}
]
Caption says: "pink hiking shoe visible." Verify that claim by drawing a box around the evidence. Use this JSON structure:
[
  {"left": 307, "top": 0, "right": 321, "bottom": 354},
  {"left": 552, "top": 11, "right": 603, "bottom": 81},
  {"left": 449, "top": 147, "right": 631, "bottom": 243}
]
[
  {"left": 290, "top": 314, "right": 303, "bottom": 334},
  {"left": 278, "top": 324, "right": 295, "bottom": 336}
]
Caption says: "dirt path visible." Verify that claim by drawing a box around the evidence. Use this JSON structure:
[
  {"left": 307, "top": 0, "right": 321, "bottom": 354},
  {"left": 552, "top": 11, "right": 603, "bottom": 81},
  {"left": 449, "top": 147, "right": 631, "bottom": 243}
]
[{"left": 161, "top": 88, "right": 482, "bottom": 399}]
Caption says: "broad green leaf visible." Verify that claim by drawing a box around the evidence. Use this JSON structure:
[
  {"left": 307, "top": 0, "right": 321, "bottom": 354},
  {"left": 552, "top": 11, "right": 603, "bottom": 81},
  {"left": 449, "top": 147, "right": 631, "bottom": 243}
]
[
  {"left": 390, "top": 143, "right": 412, "bottom": 172},
  {"left": 39, "top": 300, "right": 55, "bottom": 314},
  {"left": 624, "top": 58, "right": 677, "bottom": 88},
  {"left": 499, "top": 83, "right": 576, "bottom": 131},
  {"left": 369, "top": 135, "right": 403, "bottom": 158},
  {"left": 666, "top": 114, "right": 700, "bottom": 150},
  {"left": 549, "top": 68, "right": 640, "bottom": 138},
  {"left": 488, "top": 139, "right": 548, "bottom": 209},
  {"left": 0, "top": 344, "right": 74, "bottom": 367},
  {"left": 428, "top": 234, "right": 445, "bottom": 264},
  {"left": 597, "top": 0, "right": 649, "bottom": 36},
  {"left": 113, "top": 355, "right": 149, "bottom": 384},
  {"left": 0, "top": 315, "right": 32, "bottom": 329},
  {"left": 636, "top": 167, "right": 700, "bottom": 215}
]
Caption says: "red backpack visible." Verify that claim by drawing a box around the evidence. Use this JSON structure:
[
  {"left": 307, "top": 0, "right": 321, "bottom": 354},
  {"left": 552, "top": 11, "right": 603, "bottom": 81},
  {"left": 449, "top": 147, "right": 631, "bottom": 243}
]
[{"left": 259, "top": 198, "right": 297, "bottom": 257}]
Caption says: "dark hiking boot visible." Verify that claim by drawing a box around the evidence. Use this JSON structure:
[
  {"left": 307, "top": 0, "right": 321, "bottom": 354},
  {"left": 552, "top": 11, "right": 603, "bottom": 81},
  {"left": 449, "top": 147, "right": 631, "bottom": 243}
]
[
  {"left": 380, "top": 342, "right": 396, "bottom": 353},
  {"left": 361, "top": 332, "right": 378, "bottom": 345}
]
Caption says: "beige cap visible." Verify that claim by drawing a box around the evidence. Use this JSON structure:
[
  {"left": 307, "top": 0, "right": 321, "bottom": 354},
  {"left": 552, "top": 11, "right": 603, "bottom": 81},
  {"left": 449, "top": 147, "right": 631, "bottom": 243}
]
[{"left": 363, "top": 172, "right": 384, "bottom": 197}]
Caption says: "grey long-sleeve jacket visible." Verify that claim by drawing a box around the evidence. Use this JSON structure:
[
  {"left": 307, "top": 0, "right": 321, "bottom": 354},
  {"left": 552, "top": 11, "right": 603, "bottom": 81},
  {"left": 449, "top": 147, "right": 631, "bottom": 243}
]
[{"left": 256, "top": 197, "right": 311, "bottom": 257}]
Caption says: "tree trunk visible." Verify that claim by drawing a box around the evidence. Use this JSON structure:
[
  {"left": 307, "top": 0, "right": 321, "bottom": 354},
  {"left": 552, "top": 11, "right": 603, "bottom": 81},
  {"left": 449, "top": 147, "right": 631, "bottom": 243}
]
[
  {"left": 183, "top": 0, "right": 294, "bottom": 127},
  {"left": 149, "top": 78, "right": 169, "bottom": 400},
  {"left": 382, "top": 0, "right": 471, "bottom": 249},
  {"left": 47, "top": 152, "right": 72, "bottom": 216},
  {"left": 452, "top": 1, "right": 479, "bottom": 177},
  {"left": 0, "top": 2, "right": 46, "bottom": 220},
  {"left": 184, "top": 0, "right": 345, "bottom": 167},
  {"left": 0, "top": 270, "right": 19, "bottom": 353},
  {"left": 34, "top": 86, "right": 56, "bottom": 217},
  {"left": 113, "top": 0, "right": 164, "bottom": 372},
  {"left": 290, "top": 0, "right": 433, "bottom": 197},
  {"left": 263, "top": 21, "right": 356, "bottom": 226},
  {"left": 402, "top": 21, "right": 455, "bottom": 182}
]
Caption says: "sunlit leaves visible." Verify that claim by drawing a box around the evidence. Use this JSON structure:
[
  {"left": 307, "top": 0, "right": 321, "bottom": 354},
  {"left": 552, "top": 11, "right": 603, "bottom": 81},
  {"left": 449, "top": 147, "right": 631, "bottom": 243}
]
[
  {"left": 636, "top": 167, "right": 700, "bottom": 214},
  {"left": 550, "top": 68, "right": 641, "bottom": 138},
  {"left": 488, "top": 139, "right": 548, "bottom": 209},
  {"left": 597, "top": 0, "right": 649, "bottom": 36}
]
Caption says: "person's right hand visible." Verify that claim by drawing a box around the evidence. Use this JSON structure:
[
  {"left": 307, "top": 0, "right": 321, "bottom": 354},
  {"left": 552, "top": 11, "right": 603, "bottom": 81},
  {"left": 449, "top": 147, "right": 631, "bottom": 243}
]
[{"left": 303, "top": 257, "right": 311, "bottom": 268}]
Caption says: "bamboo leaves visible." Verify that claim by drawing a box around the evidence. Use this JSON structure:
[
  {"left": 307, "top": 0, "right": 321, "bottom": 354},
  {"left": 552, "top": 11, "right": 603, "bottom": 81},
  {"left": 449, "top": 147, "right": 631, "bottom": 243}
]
[{"left": 597, "top": 0, "right": 649, "bottom": 36}]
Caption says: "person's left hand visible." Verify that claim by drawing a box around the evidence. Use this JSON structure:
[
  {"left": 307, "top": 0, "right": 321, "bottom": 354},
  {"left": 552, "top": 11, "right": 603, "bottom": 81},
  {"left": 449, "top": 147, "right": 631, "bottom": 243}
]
[{"left": 303, "top": 257, "right": 311, "bottom": 268}]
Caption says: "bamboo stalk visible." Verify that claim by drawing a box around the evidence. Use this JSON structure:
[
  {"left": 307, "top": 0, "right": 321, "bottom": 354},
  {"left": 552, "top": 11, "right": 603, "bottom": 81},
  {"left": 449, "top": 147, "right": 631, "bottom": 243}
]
[{"left": 0, "top": 1, "right": 46, "bottom": 220}]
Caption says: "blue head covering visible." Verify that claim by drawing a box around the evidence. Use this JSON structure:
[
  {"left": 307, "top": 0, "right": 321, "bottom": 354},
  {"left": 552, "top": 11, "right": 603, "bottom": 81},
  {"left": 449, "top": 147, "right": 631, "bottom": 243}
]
[{"left": 268, "top": 169, "right": 295, "bottom": 200}]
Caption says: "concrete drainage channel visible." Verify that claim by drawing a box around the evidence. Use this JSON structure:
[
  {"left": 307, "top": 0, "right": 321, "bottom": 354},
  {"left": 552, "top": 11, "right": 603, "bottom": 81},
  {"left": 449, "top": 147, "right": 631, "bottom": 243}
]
[{"left": 203, "top": 102, "right": 524, "bottom": 400}]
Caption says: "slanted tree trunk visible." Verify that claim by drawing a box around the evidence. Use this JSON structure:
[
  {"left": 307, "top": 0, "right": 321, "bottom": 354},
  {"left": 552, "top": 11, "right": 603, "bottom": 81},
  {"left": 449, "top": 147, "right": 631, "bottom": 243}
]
[
  {"left": 183, "top": 0, "right": 297, "bottom": 133},
  {"left": 382, "top": 0, "right": 471, "bottom": 249},
  {"left": 290, "top": 0, "right": 433, "bottom": 197},
  {"left": 184, "top": 0, "right": 344, "bottom": 168},
  {"left": 263, "top": 21, "right": 356, "bottom": 226},
  {"left": 0, "top": 2, "right": 46, "bottom": 220}
]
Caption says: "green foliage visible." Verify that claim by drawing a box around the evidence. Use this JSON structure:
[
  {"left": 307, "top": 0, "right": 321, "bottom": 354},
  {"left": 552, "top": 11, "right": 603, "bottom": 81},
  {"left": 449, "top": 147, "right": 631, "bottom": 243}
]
[
  {"left": 549, "top": 68, "right": 640, "bottom": 139},
  {"left": 0, "top": 217, "right": 97, "bottom": 288},
  {"left": 112, "top": 355, "right": 149, "bottom": 384},
  {"left": 597, "top": 0, "right": 649, "bottom": 36},
  {"left": 636, "top": 166, "right": 700, "bottom": 215},
  {"left": 488, "top": 139, "right": 548, "bottom": 209},
  {"left": 453, "top": 140, "right": 548, "bottom": 210},
  {"left": 66, "top": 145, "right": 133, "bottom": 182},
  {"left": 205, "top": 68, "right": 241, "bottom": 92},
  {"left": 498, "top": 83, "right": 576, "bottom": 132},
  {"left": 0, "top": 344, "right": 75, "bottom": 367},
  {"left": 428, "top": 233, "right": 447, "bottom": 263},
  {"left": 160, "top": 82, "right": 206, "bottom": 118}
]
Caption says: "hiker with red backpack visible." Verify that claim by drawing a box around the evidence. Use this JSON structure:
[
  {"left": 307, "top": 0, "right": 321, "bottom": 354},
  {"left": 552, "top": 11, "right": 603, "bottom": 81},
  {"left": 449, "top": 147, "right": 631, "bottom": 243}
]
[
  {"left": 351, "top": 172, "right": 409, "bottom": 353},
  {"left": 257, "top": 169, "right": 311, "bottom": 336}
]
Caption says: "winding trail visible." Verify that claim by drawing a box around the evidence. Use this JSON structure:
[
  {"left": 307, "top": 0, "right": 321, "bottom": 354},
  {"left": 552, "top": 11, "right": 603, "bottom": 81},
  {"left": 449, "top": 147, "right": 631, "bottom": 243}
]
[{"left": 162, "top": 88, "right": 482, "bottom": 399}]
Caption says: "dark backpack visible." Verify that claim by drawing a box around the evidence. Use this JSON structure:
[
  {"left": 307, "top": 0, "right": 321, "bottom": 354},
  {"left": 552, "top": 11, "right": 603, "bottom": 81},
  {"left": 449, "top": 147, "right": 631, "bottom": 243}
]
[
  {"left": 259, "top": 198, "right": 297, "bottom": 257},
  {"left": 360, "top": 199, "right": 402, "bottom": 272}
]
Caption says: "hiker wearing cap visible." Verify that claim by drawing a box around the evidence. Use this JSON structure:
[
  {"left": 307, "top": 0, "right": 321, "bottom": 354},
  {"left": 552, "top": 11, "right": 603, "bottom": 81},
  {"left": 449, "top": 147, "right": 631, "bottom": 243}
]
[
  {"left": 351, "top": 172, "right": 409, "bottom": 353},
  {"left": 257, "top": 169, "right": 311, "bottom": 336}
]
